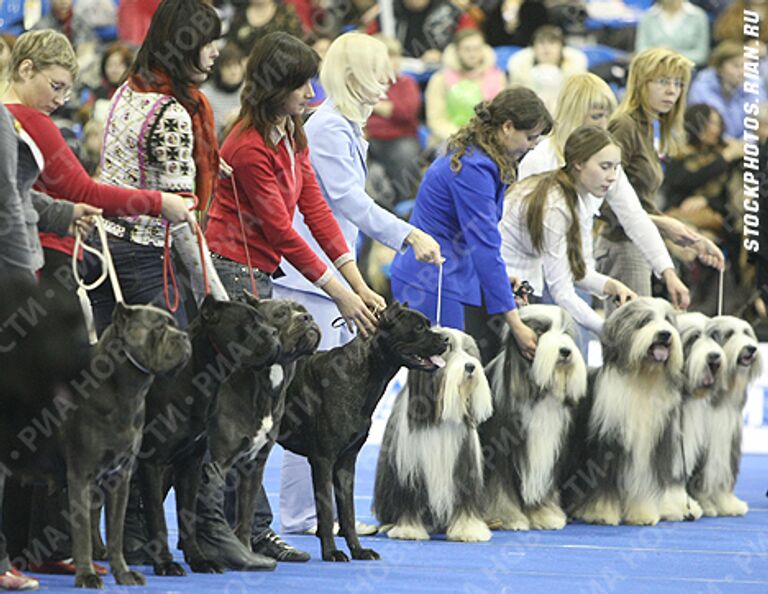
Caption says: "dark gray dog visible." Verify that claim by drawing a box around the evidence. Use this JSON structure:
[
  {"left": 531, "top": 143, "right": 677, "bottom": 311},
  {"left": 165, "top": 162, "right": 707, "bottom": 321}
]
[
  {"left": 278, "top": 302, "right": 448, "bottom": 562},
  {"left": 209, "top": 298, "right": 321, "bottom": 550},
  {"left": 137, "top": 296, "right": 281, "bottom": 576},
  {"left": 4, "top": 302, "right": 191, "bottom": 588}
]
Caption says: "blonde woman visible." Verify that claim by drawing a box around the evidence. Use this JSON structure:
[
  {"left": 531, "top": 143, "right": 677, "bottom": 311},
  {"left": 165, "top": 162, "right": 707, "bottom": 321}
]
[
  {"left": 592, "top": 48, "right": 703, "bottom": 304},
  {"left": 502, "top": 126, "right": 636, "bottom": 335},
  {"left": 273, "top": 33, "right": 441, "bottom": 536}
]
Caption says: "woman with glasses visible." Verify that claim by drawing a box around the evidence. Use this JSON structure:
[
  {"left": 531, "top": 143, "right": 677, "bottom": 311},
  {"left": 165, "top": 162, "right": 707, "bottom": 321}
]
[
  {"left": 1, "top": 29, "right": 193, "bottom": 300},
  {"left": 592, "top": 48, "right": 696, "bottom": 308}
]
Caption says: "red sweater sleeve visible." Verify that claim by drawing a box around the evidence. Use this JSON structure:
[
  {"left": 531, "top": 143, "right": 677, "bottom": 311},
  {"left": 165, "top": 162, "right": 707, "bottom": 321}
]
[
  {"left": 9, "top": 105, "right": 162, "bottom": 217},
  {"left": 230, "top": 142, "right": 332, "bottom": 283},
  {"left": 295, "top": 148, "right": 350, "bottom": 263}
]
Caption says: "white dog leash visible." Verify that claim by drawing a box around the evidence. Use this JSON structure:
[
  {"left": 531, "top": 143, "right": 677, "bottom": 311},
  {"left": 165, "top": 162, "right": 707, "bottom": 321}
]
[
  {"left": 436, "top": 261, "right": 443, "bottom": 326},
  {"left": 73, "top": 216, "right": 125, "bottom": 343},
  {"left": 717, "top": 267, "right": 725, "bottom": 316}
]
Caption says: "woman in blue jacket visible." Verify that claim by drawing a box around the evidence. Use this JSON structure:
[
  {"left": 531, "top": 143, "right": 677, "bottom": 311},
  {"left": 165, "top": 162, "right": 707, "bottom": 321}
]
[{"left": 390, "top": 86, "right": 552, "bottom": 360}]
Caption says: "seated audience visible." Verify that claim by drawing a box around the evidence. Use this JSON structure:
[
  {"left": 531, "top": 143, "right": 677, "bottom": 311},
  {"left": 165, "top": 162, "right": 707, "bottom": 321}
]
[{"left": 635, "top": 0, "right": 710, "bottom": 67}]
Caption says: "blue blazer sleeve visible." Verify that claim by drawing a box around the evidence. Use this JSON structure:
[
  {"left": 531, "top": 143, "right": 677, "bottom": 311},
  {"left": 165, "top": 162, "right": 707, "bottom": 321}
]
[
  {"left": 451, "top": 156, "right": 516, "bottom": 315},
  {"left": 307, "top": 107, "right": 413, "bottom": 252}
]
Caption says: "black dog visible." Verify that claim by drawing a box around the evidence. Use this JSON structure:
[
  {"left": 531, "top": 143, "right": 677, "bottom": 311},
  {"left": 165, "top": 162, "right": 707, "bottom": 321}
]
[
  {"left": 137, "top": 296, "right": 281, "bottom": 576},
  {"left": 209, "top": 298, "right": 320, "bottom": 550},
  {"left": 2, "top": 298, "right": 191, "bottom": 588},
  {"left": 277, "top": 302, "right": 448, "bottom": 562}
]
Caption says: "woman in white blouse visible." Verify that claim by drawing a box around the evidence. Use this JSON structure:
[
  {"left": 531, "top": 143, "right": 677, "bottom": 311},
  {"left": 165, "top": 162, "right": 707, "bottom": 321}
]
[{"left": 501, "top": 125, "right": 635, "bottom": 335}]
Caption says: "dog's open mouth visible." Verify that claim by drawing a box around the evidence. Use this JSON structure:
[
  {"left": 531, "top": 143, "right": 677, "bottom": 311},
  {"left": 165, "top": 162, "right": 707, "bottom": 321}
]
[
  {"left": 738, "top": 350, "right": 757, "bottom": 367},
  {"left": 701, "top": 364, "right": 716, "bottom": 387},
  {"left": 648, "top": 342, "right": 670, "bottom": 362},
  {"left": 405, "top": 353, "right": 446, "bottom": 370}
]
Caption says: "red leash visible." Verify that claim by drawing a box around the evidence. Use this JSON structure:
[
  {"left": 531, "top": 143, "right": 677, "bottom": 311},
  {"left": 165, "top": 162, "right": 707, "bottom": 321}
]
[
  {"left": 230, "top": 174, "right": 258, "bottom": 298},
  {"left": 162, "top": 192, "right": 209, "bottom": 313}
]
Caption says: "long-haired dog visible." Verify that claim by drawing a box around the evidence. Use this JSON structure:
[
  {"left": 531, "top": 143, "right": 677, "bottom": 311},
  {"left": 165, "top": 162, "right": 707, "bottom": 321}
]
[
  {"left": 684, "top": 315, "right": 762, "bottom": 517},
  {"left": 480, "top": 305, "right": 587, "bottom": 531},
  {"left": 660, "top": 312, "right": 724, "bottom": 522},
  {"left": 563, "top": 298, "right": 683, "bottom": 526},
  {"left": 373, "top": 328, "right": 493, "bottom": 542}
]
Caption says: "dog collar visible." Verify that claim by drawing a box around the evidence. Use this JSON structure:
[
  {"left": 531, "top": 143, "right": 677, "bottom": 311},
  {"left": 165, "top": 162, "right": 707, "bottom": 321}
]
[{"left": 124, "top": 348, "right": 152, "bottom": 375}]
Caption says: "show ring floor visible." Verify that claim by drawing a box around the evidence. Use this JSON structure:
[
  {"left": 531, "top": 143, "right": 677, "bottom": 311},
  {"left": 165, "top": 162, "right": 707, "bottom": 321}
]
[{"left": 26, "top": 446, "right": 768, "bottom": 593}]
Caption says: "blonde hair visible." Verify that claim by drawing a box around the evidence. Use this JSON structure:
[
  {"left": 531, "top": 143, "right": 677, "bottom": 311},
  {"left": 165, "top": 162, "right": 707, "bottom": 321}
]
[
  {"left": 612, "top": 48, "right": 693, "bottom": 156},
  {"left": 10, "top": 30, "right": 79, "bottom": 83},
  {"left": 320, "top": 33, "right": 394, "bottom": 124},
  {"left": 552, "top": 73, "right": 617, "bottom": 158}
]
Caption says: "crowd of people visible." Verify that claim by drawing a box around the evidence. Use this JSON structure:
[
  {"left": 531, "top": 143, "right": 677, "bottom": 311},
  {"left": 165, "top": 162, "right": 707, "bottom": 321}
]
[{"left": 0, "top": 0, "right": 765, "bottom": 590}]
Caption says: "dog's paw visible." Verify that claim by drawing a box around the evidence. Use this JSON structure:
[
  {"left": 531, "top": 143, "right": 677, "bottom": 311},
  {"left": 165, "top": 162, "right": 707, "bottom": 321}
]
[
  {"left": 447, "top": 515, "right": 492, "bottom": 542},
  {"left": 322, "top": 550, "right": 350, "bottom": 562},
  {"left": 716, "top": 494, "right": 748, "bottom": 517},
  {"left": 154, "top": 561, "right": 187, "bottom": 577},
  {"left": 74, "top": 573, "right": 104, "bottom": 589},
  {"left": 528, "top": 507, "right": 567, "bottom": 531},
  {"left": 114, "top": 570, "right": 146, "bottom": 586},
  {"left": 684, "top": 497, "right": 703, "bottom": 521},
  {"left": 499, "top": 517, "right": 531, "bottom": 531},
  {"left": 352, "top": 548, "right": 381, "bottom": 561},
  {"left": 187, "top": 558, "right": 225, "bottom": 574},
  {"left": 623, "top": 508, "right": 660, "bottom": 526},
  {"left": 388, "top": 523, "right": 430, "bottom": 541}
]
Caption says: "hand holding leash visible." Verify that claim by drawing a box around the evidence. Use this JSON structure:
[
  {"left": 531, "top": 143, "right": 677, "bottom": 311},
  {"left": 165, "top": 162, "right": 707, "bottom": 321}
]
[
  {"left": 68, "top": 203, "right": 102, "bottom": 236},
  {"left": 661, "top": 269, "right": 690, "bottom": 310},
  {"left": 511, "top": 277, "right": 534, "bottom": 306},
  {"left": 405, "top": 228, "right": 443, "bottom": 265},
  {"left": 506, "top": 309, "right": 537, "bottom": 360},
  {"left": 357, "top": 285, "right": 386, "bottom": 316}
]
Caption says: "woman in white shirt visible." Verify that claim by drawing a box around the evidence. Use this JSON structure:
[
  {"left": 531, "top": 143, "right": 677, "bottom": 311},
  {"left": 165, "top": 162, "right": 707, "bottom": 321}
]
[{"left": 502, "top": 125, "right": 635, "bottom": 335}]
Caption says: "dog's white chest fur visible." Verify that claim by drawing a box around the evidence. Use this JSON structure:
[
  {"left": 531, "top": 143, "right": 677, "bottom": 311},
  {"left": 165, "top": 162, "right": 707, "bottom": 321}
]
[
  {"left": 700, "top": 404, "right": 740, "bottom": 493},
  {"left": 269, "top": 364, "right": 284, "bottom": 389},
  {"left": 394, "top": 400, "right": 475, "bottom": 524},
  {"left": 522, "top": 397, "right": 570, "bottom": 503}
]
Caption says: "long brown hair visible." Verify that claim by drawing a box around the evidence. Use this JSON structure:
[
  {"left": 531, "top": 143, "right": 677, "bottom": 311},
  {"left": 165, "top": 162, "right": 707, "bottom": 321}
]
[
  {"left": 448, "top": 86, "right": 552, "bottom": 184},
  {"left": 128, "top": 0, "right": 221, "bottom": 109},
  {"left": 237, "top": 32, "right": 320, "bottom": 151},
  {"left": 523, "top": 126, "right": 618, "bottom": 280}
]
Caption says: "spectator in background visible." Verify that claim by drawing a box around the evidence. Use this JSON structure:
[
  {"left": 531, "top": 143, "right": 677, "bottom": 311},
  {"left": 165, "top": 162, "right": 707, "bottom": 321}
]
[
  {"left": 79, "top": 41, "right": 134, "bottom": 123},
  {"left": 481, "top": 0, "right": 550, "bottom": 47},
  {"left": 34, "top": 0, "right": 98, "bottom": 50},
  {"left": 0, "top": 35, "right": 13, "bottom": 79},
  {"left": 635, "top": 0, "right": 710, "bottom": 67},
  {"left": 714, "top": 0, "right": 768, "bottom": 44},
  {"left": 367, "top": 36, "right": 423, "bottom": 207},
  {"left": 226, "top": 0, "right": 307, "bottom": 56},
  {"left": 369, "top": 0, "right": 475, "bottom": 62},
  {"left": 425, "top": 29, "right": 505, "bottom": 145},
  {"left": 507, "top": 25, "right": 587, "bottom": 112},
  {"left": 689, "top": 41, "right": 767, "bottom": 138},
  {"left": 201, "top": 43, "right": 245, "bottom": 138},
  {"left": 117, "top": 0, "right": 162, "bottom": 46}
]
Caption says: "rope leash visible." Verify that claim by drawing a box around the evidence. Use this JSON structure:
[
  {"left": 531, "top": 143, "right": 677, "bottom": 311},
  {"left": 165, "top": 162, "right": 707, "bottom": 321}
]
[
  {"left": 717, "top": 267, "right": 724, "bottom": 316},
  {"left": 435, "top": 261, "right": 443, "bottom": 326}
]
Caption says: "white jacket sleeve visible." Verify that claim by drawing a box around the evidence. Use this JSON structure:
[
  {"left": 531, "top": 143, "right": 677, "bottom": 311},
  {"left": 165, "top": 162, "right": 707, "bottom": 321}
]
[
  {"left": 605, "top": 168, "right": 674, "bottom": 276},
  {"left": 541, "top": 203, "right": 606, "bottom": 335}
]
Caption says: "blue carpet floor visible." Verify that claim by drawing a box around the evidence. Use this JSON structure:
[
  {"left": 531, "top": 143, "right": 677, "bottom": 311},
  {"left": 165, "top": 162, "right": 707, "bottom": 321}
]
[{"left": 29, "top": 448, "right": 768, "bottom": 593}]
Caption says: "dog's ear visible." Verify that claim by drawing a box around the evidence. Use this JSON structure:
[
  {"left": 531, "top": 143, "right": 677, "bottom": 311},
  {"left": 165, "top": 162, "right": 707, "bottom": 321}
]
[
  {"left": 112, "top": 301, "right": 130, "bottom": 332},
  {"left": 378, "top": 301, "right": 401, "bottom": 326},
  {"left": 200, "top": 294, "right": 220, "bottom": 324}
]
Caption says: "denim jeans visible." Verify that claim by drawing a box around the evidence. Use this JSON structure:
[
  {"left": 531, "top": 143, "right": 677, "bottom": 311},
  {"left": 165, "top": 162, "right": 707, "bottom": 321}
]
[
  {"left": 211, "top": 256, "right": 273, "bottom": 301},
  {"left": 86, "top": 235, "right": 188, "bottom": 335}
]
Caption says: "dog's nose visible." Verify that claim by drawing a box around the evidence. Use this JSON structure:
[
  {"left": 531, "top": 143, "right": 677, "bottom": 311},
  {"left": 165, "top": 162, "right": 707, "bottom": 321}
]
[
  {"left": 707, "top": 352, "right": 721, "bottom": 370},
  {"left": 559, "top": 347, "right": 571, "bottom": 359},
  {"left": 465, "top": 362, "right": 475, "bottom": 375},
  {"left": 300, "top": 313, "right": 312, "bottom": 323},
  {"left": 656, "top": 330, "right": 672, "bottom": 344},
  {"left": 745, "top": 345, "right": 757, "bottom": 356}
]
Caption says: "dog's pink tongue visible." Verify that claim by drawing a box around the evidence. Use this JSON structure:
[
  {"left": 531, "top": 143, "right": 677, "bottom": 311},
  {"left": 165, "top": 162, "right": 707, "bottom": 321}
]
[
  {"left": 430, "top": 355, "right": 446, "bottom": 368},
  {"left": 702, "top": 366, "right": 714, "bottom": 387},
  {"left": 652, "top": 345, "right": 669, "bottom": 362}
]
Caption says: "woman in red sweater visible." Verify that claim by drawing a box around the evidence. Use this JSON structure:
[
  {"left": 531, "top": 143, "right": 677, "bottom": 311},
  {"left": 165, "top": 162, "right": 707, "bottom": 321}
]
[
  {"left": 2, "top": 30, "right": 192, "bottom": 289},
  {"left": 206, "top": 32, "right": 383, "bottom": 333}
]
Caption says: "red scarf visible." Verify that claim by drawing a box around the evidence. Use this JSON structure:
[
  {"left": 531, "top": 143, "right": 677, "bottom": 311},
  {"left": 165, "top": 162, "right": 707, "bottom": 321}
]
[{"left": 128, "top": 70, "right": 218, "bottom": 211}]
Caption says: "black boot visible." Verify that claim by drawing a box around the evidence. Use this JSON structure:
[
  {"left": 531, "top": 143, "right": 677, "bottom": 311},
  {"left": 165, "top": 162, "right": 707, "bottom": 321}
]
[{"left": 195, "top": 463, "right": 276, "bottom": 571}]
